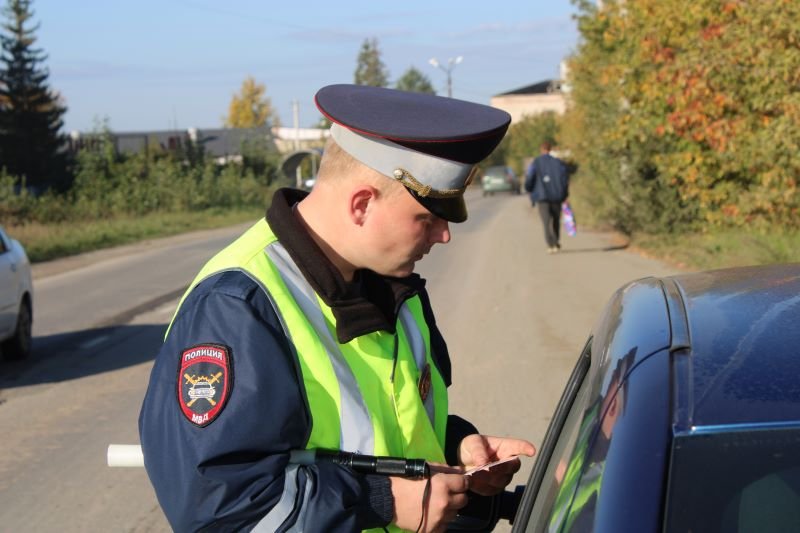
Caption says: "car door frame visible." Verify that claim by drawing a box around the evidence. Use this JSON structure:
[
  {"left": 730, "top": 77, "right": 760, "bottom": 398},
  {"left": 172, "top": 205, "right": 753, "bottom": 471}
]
[
  {"left": 511, "top": 339, "right": 592, "bottom": 532},
  {"left": 512, "top": 278, "right": 677, "bottom": 532}
]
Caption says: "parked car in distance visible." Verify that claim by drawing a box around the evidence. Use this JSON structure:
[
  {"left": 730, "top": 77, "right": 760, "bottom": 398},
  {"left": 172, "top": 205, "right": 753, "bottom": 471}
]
[
  {"left": 481, "top": 165, "right": 520, "bottom": 196},
  {"left": 507, "top": 263, "right": 800, "bottom": 533},
  {"left": 0, "top": 226, "right": 33, "bottom": 360}
]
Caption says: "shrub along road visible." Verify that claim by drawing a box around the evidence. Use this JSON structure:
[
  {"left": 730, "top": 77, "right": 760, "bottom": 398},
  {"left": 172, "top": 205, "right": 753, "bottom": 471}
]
[{"left": 0, "top": 188, "right": 680, "bottom": 531}]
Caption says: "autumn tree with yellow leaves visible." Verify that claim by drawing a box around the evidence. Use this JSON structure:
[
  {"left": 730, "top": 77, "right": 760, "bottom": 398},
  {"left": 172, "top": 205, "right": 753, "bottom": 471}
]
[
  {"left": 224, "top": 76, "right": 281, "bottom": 129},
  {"left": 563, "top": 0, "right": 800, "bottom": 233}
]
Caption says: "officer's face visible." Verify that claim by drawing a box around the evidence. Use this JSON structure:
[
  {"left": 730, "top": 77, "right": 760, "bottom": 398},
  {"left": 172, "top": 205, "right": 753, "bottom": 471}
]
[{"left": 365, "top": 187, "right": 451, "bottom": 277}]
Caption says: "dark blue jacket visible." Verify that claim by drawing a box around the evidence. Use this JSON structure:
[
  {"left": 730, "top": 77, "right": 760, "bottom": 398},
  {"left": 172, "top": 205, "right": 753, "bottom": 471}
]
[
  {"left": 139, "top": 189, "right": 476, "bottom": 532},
  {"left": 524, "top": 153, "right": 569, "bottom": 203}
]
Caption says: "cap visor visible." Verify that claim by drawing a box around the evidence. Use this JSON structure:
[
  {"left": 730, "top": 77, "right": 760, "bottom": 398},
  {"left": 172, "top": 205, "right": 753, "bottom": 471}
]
[{"left": 411, "top": 191, "right": 468, "bottom": 223}]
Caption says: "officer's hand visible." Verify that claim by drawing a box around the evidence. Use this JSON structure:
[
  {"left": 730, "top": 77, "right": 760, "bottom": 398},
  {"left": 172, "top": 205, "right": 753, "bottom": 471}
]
[
  {"left": 458, "top": 434, "right": 536, "bottom": 496},
  {"left": 391, "top": 472, "right": 470, "bottom": 533}
]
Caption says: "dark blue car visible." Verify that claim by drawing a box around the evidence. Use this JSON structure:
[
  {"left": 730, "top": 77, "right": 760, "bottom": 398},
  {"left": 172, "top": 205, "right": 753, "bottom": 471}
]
[{"left": 504, "top": 263, "right": 800, "bottom": 533}]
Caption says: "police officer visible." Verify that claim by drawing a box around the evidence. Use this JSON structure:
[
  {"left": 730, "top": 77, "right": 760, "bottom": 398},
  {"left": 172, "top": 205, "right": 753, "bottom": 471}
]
[{"left": 139, "top": 84, "right": 535, "bottom": 532}]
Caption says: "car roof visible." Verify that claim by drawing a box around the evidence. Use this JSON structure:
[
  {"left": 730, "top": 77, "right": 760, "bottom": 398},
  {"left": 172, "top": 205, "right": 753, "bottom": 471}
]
[
  {"left": 591, "top": 263, "right": 800, "bottom": 437},
  {"left": 668, "top": 263, "right": 800, "bottom": 430}
]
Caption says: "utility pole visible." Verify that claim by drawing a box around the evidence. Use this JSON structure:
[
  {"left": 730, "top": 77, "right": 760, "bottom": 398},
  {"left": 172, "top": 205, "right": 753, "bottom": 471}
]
[
  {"left": 292, "top": 100, "right": 300, "bottom": 152},
  {"left": 428, "top": 56, "right": 463, "bottom": 98}
]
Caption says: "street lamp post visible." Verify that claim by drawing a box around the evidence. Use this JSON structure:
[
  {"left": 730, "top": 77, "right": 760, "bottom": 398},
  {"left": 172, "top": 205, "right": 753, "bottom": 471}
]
[{"left": 428, "top": 56, "right": 463, "bottom": 98}]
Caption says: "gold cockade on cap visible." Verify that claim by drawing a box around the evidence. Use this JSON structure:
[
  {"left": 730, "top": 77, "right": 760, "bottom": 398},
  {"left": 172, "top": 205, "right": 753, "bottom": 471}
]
[{"left": 392, "top": 167, "right": 476, "bottom": 198}]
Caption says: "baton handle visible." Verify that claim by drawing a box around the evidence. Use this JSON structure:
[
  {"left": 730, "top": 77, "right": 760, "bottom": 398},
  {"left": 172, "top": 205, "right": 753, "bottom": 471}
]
[
  {"left": 108, "top": 445, "right": 430, "bottom": 480},
  {"left": 291, "top": 449, "right": 430, "bottom": 478}
]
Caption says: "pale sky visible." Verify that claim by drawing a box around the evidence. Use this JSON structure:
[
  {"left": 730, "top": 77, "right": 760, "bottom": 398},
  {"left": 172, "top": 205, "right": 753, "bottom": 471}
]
[{"left": 34, "top": 0, "right": 580, "bottom": 133}]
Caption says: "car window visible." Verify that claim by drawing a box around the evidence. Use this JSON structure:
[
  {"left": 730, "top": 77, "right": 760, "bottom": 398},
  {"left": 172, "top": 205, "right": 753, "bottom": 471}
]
[
  {"left": 0, "top": 229, "right": 8, "bottom": 254},
  {"left": 515, "top": 340, "right": 595, "bottom": 533},
  {"left": 665, "top": 427, "right": 800, "bottom": 532}
]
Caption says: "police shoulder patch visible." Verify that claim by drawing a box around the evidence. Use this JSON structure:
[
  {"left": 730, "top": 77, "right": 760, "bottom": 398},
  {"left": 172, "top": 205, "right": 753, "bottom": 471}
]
[{"left": 177, "top": 343, "right": 232, "bottom": 427}]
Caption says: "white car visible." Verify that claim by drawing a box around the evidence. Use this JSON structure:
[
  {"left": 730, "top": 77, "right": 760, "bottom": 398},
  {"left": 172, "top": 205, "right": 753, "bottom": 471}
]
[{"left": 0, "top": 226, "right": 33, "bottom": 360}]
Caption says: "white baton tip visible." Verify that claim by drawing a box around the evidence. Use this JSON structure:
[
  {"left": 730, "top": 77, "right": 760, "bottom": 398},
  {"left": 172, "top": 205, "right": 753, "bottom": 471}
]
[{"left": 107, "top": 444, "right": 144, "bottom": 467}]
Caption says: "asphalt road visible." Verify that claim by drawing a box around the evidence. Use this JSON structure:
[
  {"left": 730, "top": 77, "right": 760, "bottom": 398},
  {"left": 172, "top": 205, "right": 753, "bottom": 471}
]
[{"left": 0, "top": 188, "right": 680, "bottom": 532}]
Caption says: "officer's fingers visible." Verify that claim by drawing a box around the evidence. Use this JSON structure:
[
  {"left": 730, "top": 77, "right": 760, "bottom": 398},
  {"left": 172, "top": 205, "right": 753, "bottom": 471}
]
[
  {"left": 423, "top": 475, "right": 469, "bottom": 532},
  {"left": 436, "top": 494, "right": 469, "bottom": 530},
  {"left": 440, "top": 472, "right": 471, "bottom": 494},
  {"left": 429, "top": 474, "right": 470, "bottom": 510},
  {"left": 508, "top": 438, "right": 536, "bottom": 457},
  {"left": 483, "top": 436, "right": 536, "bottom": 458},
  {"left": 458, "top": 434, "right": 491, "bottom": 466},
  {"left": 449, "top": 491, "right": 470, "bottom": 511},
  {"left": 436, "top": 476, "right": 469, "bottom": 531}
]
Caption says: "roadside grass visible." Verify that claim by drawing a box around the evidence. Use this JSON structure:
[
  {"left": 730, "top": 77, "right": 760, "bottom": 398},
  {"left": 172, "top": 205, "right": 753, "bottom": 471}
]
[
  {"left": 7, "top": 207, "right": 265, "bottom": 263},
  {"left": 7, "top": 189, "right": 798, "bottom": 273},
  {"left": 631, "top": 230, "right": 800, "bottom": 271},
  {"left": 569, "top": 189, "right": 800, "bottom": 272}
]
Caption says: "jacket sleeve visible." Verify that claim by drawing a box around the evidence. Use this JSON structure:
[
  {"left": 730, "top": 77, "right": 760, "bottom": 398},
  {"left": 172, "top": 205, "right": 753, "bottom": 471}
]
[{"left": 139, "top": 271, "right": 392, "bottom": 532}]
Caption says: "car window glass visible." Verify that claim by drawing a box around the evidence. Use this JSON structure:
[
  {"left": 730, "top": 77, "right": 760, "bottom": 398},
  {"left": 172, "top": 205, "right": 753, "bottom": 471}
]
[
  {"left": 525, "top": 345, "right": 596, "bottom": 533},
  {"left": 666, "top": 428, "right": 800, "bottom": 532},
  {"left": 0, "top": 230, "right": 7, "bottom": 254}
]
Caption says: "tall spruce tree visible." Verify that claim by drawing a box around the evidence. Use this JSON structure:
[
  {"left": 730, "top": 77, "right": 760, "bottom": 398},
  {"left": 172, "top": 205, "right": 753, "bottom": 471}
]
[
  {"left": 354, "top": 38, "right": 389, "bottom": 87},
  {"left": 0, "top": 0, "right": 67, "bottom": 190}
]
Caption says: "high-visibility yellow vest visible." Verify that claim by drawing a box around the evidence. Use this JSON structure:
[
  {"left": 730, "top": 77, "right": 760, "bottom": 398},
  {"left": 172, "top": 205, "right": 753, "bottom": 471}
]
[{"left": 169, "top": 219, "right": 448, "bottom": 532}]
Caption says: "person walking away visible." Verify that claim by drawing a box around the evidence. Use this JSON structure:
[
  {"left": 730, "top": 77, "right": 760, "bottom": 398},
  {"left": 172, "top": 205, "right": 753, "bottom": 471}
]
[{"left": 524, "top": 142, "right": 569, "bottom": 253}]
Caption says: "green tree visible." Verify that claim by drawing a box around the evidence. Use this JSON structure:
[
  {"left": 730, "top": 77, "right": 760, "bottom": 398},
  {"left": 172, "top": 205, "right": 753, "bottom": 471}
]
[
  {"left": 354, "top": 37, "right": 389, "bottom": 87},
  {"left": 564, "top": 0, "right": 800, "bottom": 233},
  {"left": 224, "top": 76, "right": 281, "bottom": 128},
  {"left": 506, "top": 112, "right": 561, "bottom": 174},
  {"left": 316, "top": 115, "right": 332, "bottom": 129},
  {"left": 240, "top": 134, "right": 279, "bottom": 185},
  {"left": 395, "top": 66, "right": 435, "bottom": 94},
  {"left": 0, "top": 0, "right": 67, "bottom": 191}
]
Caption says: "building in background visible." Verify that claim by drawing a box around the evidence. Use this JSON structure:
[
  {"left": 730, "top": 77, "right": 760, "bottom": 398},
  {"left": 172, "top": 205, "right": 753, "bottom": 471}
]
[
  {"left": 490, "top": 79, "right": 566, "bottom": 124},
  {"left": 271, "top": 126, "right": 329, "bottom": 153},
  {"left": 68, "top": 126, "right": 330, "bottom": 163},
  {"left": 491, "top": 61, "right": 571, "bottom": 125}
]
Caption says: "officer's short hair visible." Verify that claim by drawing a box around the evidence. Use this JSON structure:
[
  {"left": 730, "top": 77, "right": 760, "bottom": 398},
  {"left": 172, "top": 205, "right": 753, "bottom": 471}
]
[{"left": 318, "top": 138, "right": 402, "bottom": 197}]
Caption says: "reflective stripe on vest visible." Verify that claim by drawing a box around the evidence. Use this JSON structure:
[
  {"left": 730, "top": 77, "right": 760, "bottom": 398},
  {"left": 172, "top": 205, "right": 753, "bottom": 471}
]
[{"left": 266, "top": 240, "right": 375, "bottom": 453}]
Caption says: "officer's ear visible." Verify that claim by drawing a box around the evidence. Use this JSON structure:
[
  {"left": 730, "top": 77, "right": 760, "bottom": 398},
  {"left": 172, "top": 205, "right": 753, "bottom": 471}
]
[{"left": 349, "top": 185, "right": 380, "bottom": 227}]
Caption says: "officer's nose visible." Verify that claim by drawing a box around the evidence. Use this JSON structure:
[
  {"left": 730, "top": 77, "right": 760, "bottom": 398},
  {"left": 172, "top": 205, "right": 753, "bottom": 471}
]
[{"left": 431, "top": 218, "right": 450, "bottom": 245}]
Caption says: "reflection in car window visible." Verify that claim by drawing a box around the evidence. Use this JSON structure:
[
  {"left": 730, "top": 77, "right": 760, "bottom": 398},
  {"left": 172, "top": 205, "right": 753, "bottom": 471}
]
[
  {"left": 526, "top": 346, "right": 637, "bottom": 533},
  {"left": 526, "top": 344, "right": 595, "bottom": 533}
]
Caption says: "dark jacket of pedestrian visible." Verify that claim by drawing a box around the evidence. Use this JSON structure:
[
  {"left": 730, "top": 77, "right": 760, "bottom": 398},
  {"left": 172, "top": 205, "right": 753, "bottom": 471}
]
[{"left": 524, "top": 152, "right": 569, "bottom": 204}]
